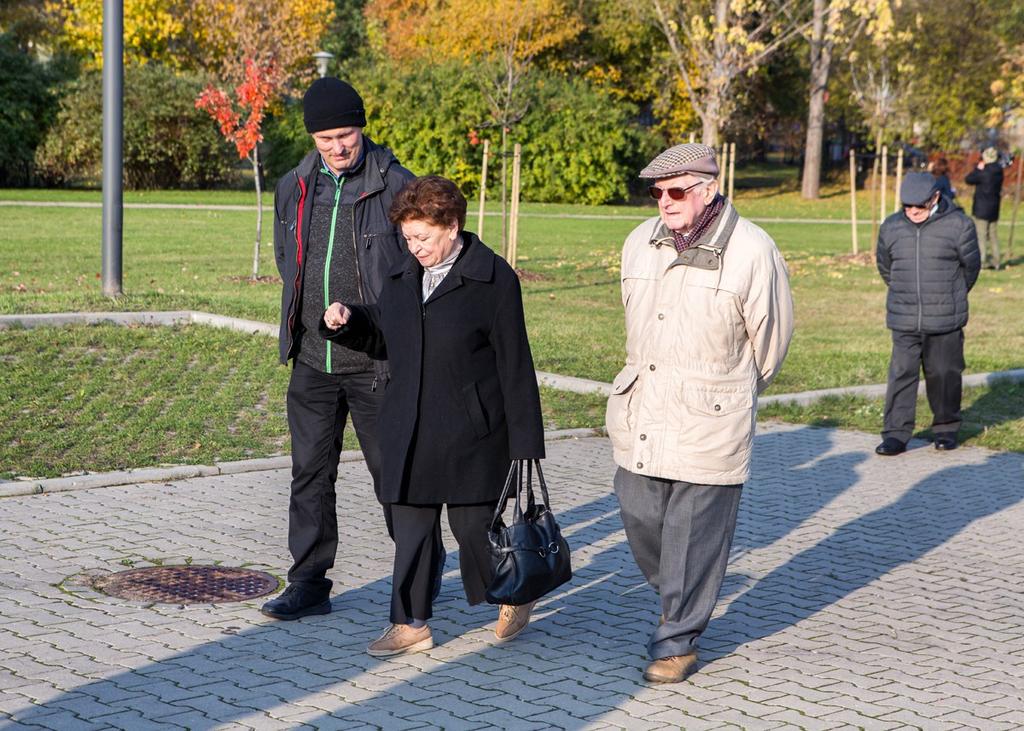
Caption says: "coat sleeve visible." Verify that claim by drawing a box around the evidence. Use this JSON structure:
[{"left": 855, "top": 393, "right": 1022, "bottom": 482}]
[
  {"left": 876, "top": 226, "right": 892, "bottom": 286},
  {"left": 273, "top": 180, "right": 288, "bottom": 279},
  {"left": 489, "top": 273, "right": 546, "bottom": 459},
  {"left": 964, "top": 168, "right": 982, "bottom": 186},
  {"left": 743, "top": 245, "right": 795, "bottom": 395},
  {"left": 959, "top": 217, "right": 981, "bottom": 291},
  {"left": 319, "top": 304, "right": 388, "bottom": 359}
]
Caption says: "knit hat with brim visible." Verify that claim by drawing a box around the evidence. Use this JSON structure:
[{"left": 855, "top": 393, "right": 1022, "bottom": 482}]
[{"left": 303, "top": 78, "right": 366, "bottom": 133}]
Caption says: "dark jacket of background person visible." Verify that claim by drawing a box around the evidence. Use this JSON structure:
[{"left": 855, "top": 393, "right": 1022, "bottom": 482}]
[
  {"left": 964, "top": 162, "right": 1004, "bottom": 221},
  {"left": 321, "top": 232, "right": 545, "bottom": 505},
  {"left": 876, "top": 197, "right": 980, "bottom": 333},
  {"left": 273, "top": 139, "right": 414, "bottom": 369}
]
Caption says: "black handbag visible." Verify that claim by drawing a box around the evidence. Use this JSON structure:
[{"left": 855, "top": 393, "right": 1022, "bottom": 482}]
[{"left": 485, "top": 459, "right": 572, "bottom": 606}]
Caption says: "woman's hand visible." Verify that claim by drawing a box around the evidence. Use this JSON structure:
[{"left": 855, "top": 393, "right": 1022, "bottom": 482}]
[{"left": 323, "top": 302, "right": 351, "bottom": 330}]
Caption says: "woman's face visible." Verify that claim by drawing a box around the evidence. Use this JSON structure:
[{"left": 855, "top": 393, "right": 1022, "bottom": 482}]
[{"left": 401, "top": 219, "right": 459, "bottom": 268}]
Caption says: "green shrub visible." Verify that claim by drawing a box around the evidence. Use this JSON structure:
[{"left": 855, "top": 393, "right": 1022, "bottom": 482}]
[
  {"left": 0, "top": 34, "right": 59, "bottom": 186},
  {"left": 265, "top": 59, "right": 658, "bottom": 204},
  {"left": 35, "top": 63, "right": 239, "bottom": 189}
]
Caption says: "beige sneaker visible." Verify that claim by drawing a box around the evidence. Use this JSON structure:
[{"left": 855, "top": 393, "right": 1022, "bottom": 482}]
[
  {"left": 494, "top": 601, "right": 536, "bottom": 642},
  {"left": 643, "top": 653, "right": 698, "bottom": 683},
  {"left": 366, "top": 623, "right": 433, "bottom": 657}
]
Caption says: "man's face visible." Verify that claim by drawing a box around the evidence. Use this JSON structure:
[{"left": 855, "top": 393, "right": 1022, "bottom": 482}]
[
  {"left": 312, "top": 127, "right": 363, "bottom": 175},
  {"left": 903, "top": 192, "right": 938, "bottom": 224},
  {"left": 651, "top": 174, "right": 717, "bottom": 232}
]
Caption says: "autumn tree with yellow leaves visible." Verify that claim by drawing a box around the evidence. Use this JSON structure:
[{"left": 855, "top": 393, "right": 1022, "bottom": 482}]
[{"left": 366, "top": 0, "right": 582, "bottom": 251}]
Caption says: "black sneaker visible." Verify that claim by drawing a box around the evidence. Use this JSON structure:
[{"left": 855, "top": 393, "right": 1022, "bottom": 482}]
[
  {"left": 260, "top": 583, "right": 331, "bottom": 620},
  {"left": 934, "top": 435, "right": 958, "bottom": 451}
]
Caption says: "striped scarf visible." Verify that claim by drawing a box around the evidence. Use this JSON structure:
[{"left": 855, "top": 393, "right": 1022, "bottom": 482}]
[{"left": 672, "top": 193, "right": 725, "bottom": 253}]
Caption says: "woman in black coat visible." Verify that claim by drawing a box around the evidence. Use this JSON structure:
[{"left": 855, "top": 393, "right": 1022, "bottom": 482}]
[{"left": 321, "top": 176, "right": 545, "bottom": 657}]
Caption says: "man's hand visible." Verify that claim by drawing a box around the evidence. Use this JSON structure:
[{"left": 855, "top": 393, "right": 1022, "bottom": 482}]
[
  {"left": 323, "top": 302, "right": 351, "bottom": 330},
  {"left": 977, "top": 161, "right": 985, "bottom": 170}
]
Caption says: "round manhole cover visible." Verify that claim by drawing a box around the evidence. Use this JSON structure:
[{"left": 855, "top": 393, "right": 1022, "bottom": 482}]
[{"left": 95, "top": 566, "right": 279, "bottom": 604}]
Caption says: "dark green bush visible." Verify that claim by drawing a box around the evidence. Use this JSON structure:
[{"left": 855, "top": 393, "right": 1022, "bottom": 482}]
[
  {"left": 35, "top": 63, "right": 239, "bottom": 189},
  {"left": 0, "top": 34, "right": 59, "bottom": 186}
]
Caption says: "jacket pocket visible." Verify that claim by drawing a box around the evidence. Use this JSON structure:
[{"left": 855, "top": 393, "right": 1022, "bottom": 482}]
[
  {"left": 681, "top": 382, "right": 752, "bottom": 416},
  {"left": 461, "top": 382, "right": 490, "bottom": 439},
  {"left": 606, "top": 365, "right": 640, "bottom": 453}
]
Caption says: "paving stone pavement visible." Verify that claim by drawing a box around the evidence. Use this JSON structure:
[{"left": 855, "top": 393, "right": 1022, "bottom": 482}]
[{"left": 1, "top": 423, "right": 1023, "bottom": 730}]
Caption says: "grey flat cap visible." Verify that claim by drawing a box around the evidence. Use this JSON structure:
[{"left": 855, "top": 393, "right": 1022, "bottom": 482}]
[
  {"left": 900, "top": 172, "right": 937, "bottom": 206},
  {"left": 640, "top": 143, "right": 719, "bottom": 179}
]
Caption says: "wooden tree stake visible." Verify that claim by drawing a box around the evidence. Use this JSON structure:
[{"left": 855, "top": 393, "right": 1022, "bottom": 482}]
[
  {"left": 477, "top": 139, "right": 489, "bottom": 238},
  {"left": 850, "top": 148, "right": 858, "bottom": 256},
  {"left": 508, "top": 143, "right": 522, "bottom": 268}
]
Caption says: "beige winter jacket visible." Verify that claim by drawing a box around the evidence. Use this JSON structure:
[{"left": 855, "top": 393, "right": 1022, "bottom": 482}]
[{"left": 605, "top": 202, "right": 794, "bottom": 485}]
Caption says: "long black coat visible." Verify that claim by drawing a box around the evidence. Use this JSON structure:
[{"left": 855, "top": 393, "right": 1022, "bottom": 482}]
[
  {"left": 321, "top": 233, "right": 545, "bottom": 505},
  {"left": 965, "top": 163, "right": 1004, "bottom": 221}
]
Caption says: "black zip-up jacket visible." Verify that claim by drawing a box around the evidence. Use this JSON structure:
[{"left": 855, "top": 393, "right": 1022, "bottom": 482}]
[
  {"left": 273, "top": 138, "right": 414, "bottom": 376},
  {"left": 876, "top": 197, "right": 981, "bottom": 334},
  {"left": 965, "top": 162, "right": 1004, "bottom": 222}
]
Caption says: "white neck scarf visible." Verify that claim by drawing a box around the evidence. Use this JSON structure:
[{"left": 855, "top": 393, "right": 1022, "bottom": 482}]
[{"left": 422, "top": 238, "right": 463, "bottom": 302}]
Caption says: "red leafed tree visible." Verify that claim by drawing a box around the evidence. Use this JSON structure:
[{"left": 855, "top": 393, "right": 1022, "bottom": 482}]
[{"left": 196, "top": 58, "right": 280, "bottom": 280}]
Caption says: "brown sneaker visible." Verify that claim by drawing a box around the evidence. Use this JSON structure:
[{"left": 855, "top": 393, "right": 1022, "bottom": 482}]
[
  {"left": 366, "top": 623, "right": 433, "bottom": 657},
  {"left": 494, "top": 601, "right": 536, "bottom": 642},
  {"left": 643, "top": 653, "right": 698, "bottom": 683}
]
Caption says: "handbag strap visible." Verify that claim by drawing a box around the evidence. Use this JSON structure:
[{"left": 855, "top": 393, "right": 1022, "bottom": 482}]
[
  {"left": 489, "top": 459, "right": 521, "bottom": 532},
  {"left": 489, "top": 458, "right": 552, "bottom": 532}
]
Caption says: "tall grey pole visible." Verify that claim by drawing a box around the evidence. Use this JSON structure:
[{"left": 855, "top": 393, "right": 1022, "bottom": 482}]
[{"left": 102, "top": 0, "right": 123, "bottom": 297}]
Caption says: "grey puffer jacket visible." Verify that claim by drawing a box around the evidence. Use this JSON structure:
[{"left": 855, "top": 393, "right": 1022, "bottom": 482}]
[{"left": 876, "top": 198, "right": 980, "bottom": 333}]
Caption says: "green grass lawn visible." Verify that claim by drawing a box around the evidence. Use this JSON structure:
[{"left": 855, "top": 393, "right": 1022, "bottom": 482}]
[
  {"left": 2, "top": 180, "right": 1022, "bottom": 476},
  {"left": 0, "top": 323, "right": 607, "bottom": 479}
]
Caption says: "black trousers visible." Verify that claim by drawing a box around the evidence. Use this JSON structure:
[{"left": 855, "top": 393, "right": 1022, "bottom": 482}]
[
  {"left": 882, "top": 328, "right": 965, "bottom": 443},
  {"left": 389, "top": 501, "right": 497, "bottom": 624},
  {"left": 286, "top": 362, "right": 407, "bottom": 593}
]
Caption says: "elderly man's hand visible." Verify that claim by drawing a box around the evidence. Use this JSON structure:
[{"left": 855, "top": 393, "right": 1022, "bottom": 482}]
[{"left": 323, "top": 302, "right": 351, "bottom": 330}]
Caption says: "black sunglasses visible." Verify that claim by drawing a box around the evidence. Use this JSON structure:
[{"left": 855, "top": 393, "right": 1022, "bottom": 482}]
[{"left": 648, "top": 180, "right": 705, "bottom": 201}]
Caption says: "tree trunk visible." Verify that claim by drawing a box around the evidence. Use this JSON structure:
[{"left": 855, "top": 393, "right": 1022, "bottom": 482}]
[
  {"left": 802, "top": 0, "right": 833, "bottom": 200},
  {"left": 251, "top": 145, "right": 262, "bottom": 281}
]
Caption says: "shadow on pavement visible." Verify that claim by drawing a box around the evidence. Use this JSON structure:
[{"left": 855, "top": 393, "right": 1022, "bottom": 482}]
[{"left": 707, "top": 449, "right": 1024, "bottom": 663}]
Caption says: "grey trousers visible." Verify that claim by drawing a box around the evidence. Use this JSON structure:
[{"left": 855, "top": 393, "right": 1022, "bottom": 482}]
[
  {"left": 613, "top": 467, "right": 743, "bottom": 659},
  {"left": 974, "top": 218, "right": 1000, "bottom": 269}
]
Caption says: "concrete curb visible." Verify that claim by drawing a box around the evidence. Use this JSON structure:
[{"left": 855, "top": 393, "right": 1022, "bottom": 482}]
[{"left": 0, "top": 429, "right": 603, "bottom": 498}]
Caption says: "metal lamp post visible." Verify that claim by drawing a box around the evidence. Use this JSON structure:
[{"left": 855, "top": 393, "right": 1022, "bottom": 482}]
[
  {"left": 102, "top": 0, "right": 123, "bottom": 297},
  {"left": 313, "top": 51, "right": 334, "bottom": 78}
]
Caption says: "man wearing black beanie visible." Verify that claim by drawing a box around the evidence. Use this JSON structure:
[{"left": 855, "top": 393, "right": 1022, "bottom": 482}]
[{"left": 262, "top": 77, "right": 429, "bottom": 620}]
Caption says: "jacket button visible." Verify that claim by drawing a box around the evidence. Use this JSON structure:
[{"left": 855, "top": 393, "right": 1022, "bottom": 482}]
[
  {"left": 640, "top": 434, "right": 647, "bottom": 441},
  {"left": 649, "top": 364, "right": 656, "bottom": 371},
  {"left": 636, "top": 462, "right": 644, "bottom": 469},
  {"left": 714, "top": 404, "right": 721, "bottom": 411},
  {"left": 657, "top": 313, "right": 665, "bottom": 320}
]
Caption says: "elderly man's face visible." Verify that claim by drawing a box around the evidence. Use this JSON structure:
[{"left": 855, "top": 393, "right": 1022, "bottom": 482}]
[
  {"left": 903, "top": 192, "right": 939, "bottom": 224},
  {"left": 651, "top": 174, "right": 717, "bottom": 232}
]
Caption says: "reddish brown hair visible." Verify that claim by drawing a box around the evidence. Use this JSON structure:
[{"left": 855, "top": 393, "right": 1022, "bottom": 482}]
[
  {"left": 388, "top": 175, "right": 467, "bottom": 231},
  {"left": 932, "top": 157, "right": 949, "bottom": 177}
]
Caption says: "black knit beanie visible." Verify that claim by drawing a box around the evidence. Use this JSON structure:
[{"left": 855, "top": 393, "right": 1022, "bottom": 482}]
[{"left": 303, "top": 78, "right": 366, "bottom": 133}]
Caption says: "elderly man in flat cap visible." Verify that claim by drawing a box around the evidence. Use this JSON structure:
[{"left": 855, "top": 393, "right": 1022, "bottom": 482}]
[
  {"left": 875, "top": 172, "right": 980, "bottom": 457},
  {"left": 262, "top": 77, "right": 449, "bottom": 620},
  {"left": 606, "top": 143, "right": 794, "bottom": 683}
]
